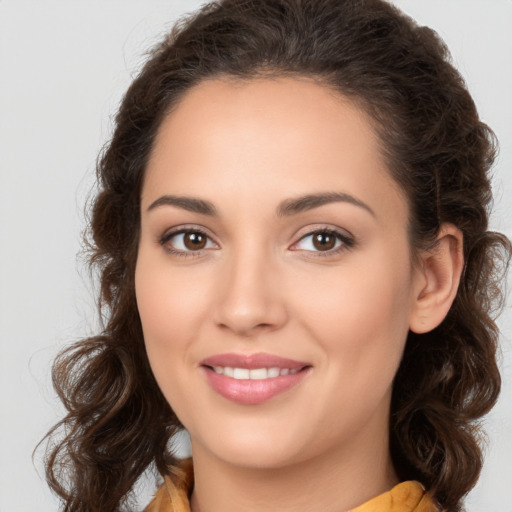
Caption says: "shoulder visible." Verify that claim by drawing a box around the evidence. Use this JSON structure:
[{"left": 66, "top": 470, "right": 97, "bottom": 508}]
[{"left": 145, "top": 459, "right": 194, "bottom": 512}]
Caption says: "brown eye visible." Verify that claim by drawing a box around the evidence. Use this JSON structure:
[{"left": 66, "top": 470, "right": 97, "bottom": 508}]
[
  {"left": 292, "top": 228, "right": 354, "bottom": 256},
  {"left": 312, "top": 232, "right": 336, "bottom": 251},
  {"left": 160, "top": 228, "right": 217, "bottom": 256},
  {"left": 183, "top": 231, "right": 207, "bottom": 250}
]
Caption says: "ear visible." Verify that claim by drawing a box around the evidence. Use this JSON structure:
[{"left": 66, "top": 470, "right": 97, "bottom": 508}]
[{"left": 409, "top": 223, "right": 464, "bottom": 334}]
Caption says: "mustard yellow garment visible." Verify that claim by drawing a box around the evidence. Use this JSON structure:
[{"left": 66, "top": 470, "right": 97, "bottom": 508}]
[{"left": 145, "top": 458, "right": 438, "bottom": 512}]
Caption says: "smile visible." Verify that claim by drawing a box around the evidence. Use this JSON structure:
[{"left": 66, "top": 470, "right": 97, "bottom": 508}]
[
  {"left": 200, "top": 353, "right": 311, "bottom": 405},
  {"left": 211, "top": 367, "right": 300, "bottom": 379}
]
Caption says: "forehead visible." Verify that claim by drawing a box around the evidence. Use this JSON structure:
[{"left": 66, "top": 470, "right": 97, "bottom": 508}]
[
  {"left": 149, "top": 76, "right": 379, "bottom": 174},
  {"left": 143, "top": 77, "right": 407, "bottom": 224}
]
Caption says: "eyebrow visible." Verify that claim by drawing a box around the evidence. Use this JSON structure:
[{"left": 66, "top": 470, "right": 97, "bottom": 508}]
[
  {"left": 147, "top": 192, "right": 375, "bottom": 218},
  {"left": 147, "top": 195, "right": 218, "bottom": 215},
  {"left": 276, "top": 192, "right": 375, "bottom": 218}
]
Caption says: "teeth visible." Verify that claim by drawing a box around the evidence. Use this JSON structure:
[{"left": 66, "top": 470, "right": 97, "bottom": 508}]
[
  {"left": 233, "top": 368, "right": 250, "bottom": 379},
  {"left": 211, "top": 366, "right": 300, "bottom": 380},
  {"left": 249, "top": 368, "right": 267, "bottom": 379},
  {"left": 267, "top": 367, "right": 280, "bottom": 378}
]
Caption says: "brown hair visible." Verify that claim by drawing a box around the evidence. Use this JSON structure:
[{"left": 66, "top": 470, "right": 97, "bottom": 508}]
[{"left": 40, "top": 0, "right": 511, "bottom": 510}]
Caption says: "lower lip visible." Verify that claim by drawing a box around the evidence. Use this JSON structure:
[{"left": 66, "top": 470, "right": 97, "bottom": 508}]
[{"left": 202, "top": 367, "right": 310, "bottom": 405}]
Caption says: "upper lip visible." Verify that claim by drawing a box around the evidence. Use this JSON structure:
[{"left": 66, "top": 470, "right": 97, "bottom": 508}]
[{"left": 200, "top": 352, "right": 309, "bottom": 370}]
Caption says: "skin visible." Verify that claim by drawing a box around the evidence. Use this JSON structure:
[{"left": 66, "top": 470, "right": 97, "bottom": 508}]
[{"left": 135, "top": 77, "right": 463, "bottom": 512}]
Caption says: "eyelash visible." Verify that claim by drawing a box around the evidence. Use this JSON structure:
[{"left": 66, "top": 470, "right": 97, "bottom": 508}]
[
  {"left": 291, "top": 228, "right": 355, "bottom": 258},
  {"left": 159, "top": 227, "right": 214, "bottom": 258},
  {"left": 159, "top": 227, "right": 355, "bottom": 259}
]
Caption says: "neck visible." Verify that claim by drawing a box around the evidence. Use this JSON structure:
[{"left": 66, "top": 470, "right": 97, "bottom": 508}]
[{"left": 189, "top": 426, "right": 398, "bottom": 512}]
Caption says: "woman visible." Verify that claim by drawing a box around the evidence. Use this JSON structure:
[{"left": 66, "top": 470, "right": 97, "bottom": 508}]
[{"left": 41, "top": 0, "right": 511, "bottom": 511}]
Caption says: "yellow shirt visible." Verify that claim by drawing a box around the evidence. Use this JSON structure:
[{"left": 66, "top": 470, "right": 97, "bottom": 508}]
[{"left": 145, "top": 458, "right": 438, "bottom": 512}]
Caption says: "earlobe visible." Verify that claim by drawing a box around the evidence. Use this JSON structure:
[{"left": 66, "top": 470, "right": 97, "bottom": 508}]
[{"left": 409, "top": 224, "right": 464, "bottom": 334}]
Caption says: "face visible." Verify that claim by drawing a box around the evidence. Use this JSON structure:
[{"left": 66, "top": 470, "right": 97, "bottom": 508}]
[{"left": 135, "top": 77, "right": 424, "bottom": 470}]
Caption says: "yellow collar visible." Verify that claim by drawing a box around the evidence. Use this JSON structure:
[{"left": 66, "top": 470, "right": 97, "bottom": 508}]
[{"left": 145, "top": 458, "right": 438, "bottom": 512}]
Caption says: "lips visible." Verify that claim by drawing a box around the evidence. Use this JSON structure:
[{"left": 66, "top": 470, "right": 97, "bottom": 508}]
[{"left": 200, "top": 352, "right": 311, "bottom": 405}]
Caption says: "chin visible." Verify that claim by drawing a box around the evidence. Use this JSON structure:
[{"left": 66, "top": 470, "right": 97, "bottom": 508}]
[{"left": 189, "top": 415, "right": 316, "bottom": 470}]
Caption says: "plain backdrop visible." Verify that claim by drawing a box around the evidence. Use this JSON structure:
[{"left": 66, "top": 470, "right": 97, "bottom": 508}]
[{"left": 0, "top": 1, "right": 511, "bottom": 511}]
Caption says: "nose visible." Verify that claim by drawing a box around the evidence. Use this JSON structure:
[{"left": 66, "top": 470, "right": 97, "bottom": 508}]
[{"left": 213, "top": 247, "right": 288, "bottom": 337}]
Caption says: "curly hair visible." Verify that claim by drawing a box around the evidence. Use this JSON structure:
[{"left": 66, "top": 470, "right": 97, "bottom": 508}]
[{"left": 40, "top": 0, "right": 511, "bottom": 510}]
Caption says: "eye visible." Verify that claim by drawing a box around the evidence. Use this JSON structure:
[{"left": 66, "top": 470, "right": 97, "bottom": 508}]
[
  {"left": 291, "top": 228, "right": 354, "bottom": 255},
  {"left": 160, "top": 228, "right": 218, "bottom": 256}
]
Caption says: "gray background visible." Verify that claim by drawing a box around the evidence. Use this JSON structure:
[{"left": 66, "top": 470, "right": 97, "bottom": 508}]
[{"left": 0, "top": 1, "right": 511, "bottom": 510}]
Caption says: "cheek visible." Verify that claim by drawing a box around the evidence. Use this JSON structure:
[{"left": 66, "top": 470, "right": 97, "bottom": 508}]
[
  {"left": 297, "top": 248, "right": 414, "bottom": 389},
  {"left": 135, "top": 247, "right": 212, "bottom": 345},
  {"left": 134, "top": 252, "right": 207, "bottom": 403}
]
